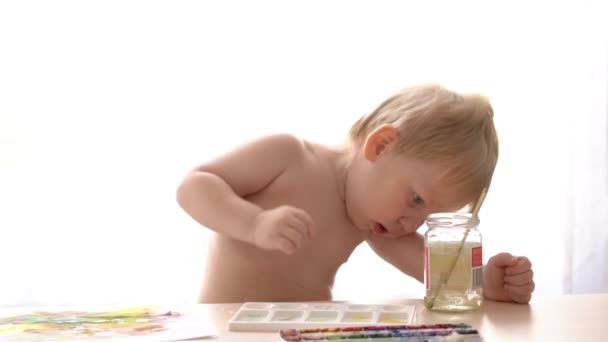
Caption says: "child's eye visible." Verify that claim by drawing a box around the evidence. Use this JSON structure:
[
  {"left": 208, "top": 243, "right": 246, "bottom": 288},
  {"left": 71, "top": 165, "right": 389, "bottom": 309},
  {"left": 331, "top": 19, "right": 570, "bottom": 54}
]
[{"left": 413, "top": 193, "right": 424, "bottom": 206}]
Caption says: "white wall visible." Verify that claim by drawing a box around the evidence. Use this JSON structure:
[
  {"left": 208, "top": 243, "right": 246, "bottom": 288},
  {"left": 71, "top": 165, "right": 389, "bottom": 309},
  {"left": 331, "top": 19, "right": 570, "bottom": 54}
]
[{"left": 1, "top": 1, "right": 606, "bottom": 307}]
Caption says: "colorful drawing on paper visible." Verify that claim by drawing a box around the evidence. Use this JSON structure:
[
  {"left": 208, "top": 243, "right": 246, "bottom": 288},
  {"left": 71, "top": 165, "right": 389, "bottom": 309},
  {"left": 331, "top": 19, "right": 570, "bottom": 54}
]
[{"left": 0, "top": 306, "right": 216, "bottom": 341}]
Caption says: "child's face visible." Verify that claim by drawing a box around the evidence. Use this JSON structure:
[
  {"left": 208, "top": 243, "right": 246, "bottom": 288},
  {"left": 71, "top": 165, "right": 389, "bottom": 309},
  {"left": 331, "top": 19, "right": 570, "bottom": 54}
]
[{"left": 346, "top": 131, "right": 469, "bottom": 239}]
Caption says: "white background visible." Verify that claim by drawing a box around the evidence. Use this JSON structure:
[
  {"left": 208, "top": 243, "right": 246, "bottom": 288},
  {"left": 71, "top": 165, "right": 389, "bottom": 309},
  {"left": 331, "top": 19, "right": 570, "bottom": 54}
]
[{"left": 1, "top": 1, "right": 606, "bottom": 307}]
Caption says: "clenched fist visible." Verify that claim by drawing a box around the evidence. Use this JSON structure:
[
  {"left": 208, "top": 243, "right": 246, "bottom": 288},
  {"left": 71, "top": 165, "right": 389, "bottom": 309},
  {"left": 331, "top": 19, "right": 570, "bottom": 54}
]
[
  {"left": 483, "top": 252, "right": 535, "bottom": 304},
  {"left": 252, "top": 205, "right": 315, "bottom": 255}
]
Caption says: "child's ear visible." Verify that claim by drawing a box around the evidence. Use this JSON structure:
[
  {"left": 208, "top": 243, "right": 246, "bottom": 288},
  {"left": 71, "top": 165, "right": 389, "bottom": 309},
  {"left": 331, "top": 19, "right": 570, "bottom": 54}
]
[{"left": 363, "top": 124, "right": 399, "bottom": 161}]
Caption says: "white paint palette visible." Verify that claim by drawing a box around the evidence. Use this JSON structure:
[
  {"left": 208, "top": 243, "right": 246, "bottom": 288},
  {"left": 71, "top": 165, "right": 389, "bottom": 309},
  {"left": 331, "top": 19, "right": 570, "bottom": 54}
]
[{"left": 228, "top": 302, "right": 416, "bottom": 332}]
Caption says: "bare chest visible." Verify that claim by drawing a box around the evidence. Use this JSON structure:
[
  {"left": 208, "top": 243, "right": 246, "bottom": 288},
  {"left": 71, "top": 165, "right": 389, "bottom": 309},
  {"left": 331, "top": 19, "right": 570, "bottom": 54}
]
[{"left": 245, "top": 155, "right": 364, "bottom": 270}]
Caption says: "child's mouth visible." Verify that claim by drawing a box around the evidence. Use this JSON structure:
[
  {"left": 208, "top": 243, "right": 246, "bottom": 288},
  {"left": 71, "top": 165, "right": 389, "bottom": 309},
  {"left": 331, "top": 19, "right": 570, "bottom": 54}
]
[{"left": 373, "top": 222, "right": 388, "bottom": 234}]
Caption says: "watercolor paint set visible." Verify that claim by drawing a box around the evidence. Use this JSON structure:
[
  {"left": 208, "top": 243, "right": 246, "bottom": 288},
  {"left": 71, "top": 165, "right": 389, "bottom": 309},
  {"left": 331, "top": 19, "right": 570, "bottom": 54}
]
[
  {"left": 279, "top": 323, "right": 483, "bottom": 341},
  {"left": 228, "top": 302, "right": 416, "bottom": 332}
]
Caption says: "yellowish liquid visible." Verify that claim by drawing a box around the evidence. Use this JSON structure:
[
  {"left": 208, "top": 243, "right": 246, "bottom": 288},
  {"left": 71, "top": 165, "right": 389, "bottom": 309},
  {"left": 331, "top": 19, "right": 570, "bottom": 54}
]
[
  {"left": 343, "top": 316, "right": 371, "bottom": 323},
  {"left": 379, "top": 318, "right": 408, "bottom": 324},
  {"left": 424, "top": 243, "right": 483, "bottom": 312}
]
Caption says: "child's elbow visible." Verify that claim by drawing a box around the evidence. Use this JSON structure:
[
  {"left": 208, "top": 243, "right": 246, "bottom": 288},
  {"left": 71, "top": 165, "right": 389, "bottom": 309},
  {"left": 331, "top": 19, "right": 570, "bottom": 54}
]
[{"left": 175, "top": 173, "right": 195, "bottom": 210}]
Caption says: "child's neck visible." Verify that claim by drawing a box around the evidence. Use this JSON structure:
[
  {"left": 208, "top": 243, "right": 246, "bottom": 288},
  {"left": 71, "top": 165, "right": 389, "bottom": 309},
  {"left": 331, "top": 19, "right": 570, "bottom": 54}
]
[{"left": 331, "top": 143, "right": 355, "bottom": 204}]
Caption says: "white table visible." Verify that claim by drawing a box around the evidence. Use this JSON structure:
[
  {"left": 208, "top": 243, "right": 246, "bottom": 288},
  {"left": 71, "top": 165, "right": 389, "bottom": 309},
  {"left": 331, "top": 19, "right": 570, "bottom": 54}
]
[{"left": 194, "top": 293, "right": 607, "bottom": 341}]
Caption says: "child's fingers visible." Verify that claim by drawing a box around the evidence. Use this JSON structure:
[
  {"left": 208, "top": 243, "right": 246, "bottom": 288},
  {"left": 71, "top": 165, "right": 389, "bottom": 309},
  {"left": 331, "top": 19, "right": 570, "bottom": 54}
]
[
  {"left": 508, "top": 292, "right": 532, "bottom": 304},
  {"left": 504, "top": 270, "right": 534, "bottom": 286},
  {"left": 505, "top": 257, "right": 533, "bottom": 276},
  {"left": 487, "top": 252, "right": 517, "bottom": 268},
  {"left": 292, "top": 209, "right": 315, "bottom": 238},
  {"left": 505, "top": 283, "right": 535, "bottom": 296},
  {"left": 278, "top": 237, "right": 297, "bottom": 255},
  {"left": 282, "top": 225, "right": 305, "bottom": 249},
  {"left": 505, "top": 283, "right": 535, "bottom": 303},
  {"left": 287, "top": 215, "right": 311, "bottom": 240}
]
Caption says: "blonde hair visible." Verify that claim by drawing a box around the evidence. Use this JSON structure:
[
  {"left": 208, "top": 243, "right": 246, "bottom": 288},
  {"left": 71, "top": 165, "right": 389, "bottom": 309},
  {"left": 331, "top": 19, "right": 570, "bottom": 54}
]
[{"left": 348, "top": 83, "right": 499, "bottom": 206}]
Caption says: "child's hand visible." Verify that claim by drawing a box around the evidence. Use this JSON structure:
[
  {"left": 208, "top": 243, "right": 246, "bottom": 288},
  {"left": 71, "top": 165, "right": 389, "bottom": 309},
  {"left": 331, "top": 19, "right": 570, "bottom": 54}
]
[
  {"left": 483, "top": 252, "right": 535, "bottom": 304},
  {"left": 252, "top": 205, "right": 315, "bottom": 255}
]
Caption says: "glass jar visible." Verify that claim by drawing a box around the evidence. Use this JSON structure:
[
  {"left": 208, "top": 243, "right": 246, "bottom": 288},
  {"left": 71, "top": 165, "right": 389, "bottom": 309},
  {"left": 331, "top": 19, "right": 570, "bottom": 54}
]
[{"left": 423, "top": 212, "right": 483, "bottom": 312}]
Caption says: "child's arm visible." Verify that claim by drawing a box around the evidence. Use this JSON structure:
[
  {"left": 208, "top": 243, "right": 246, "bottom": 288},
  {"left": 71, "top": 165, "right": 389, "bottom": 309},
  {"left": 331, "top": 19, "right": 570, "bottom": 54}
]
[
  {"left": 176, "top": 134, "right": 314, "bottom": 253},
  {"left": 366, "top": 233, "right": 424, "bottom": 282},
  {"left": 367, "top": 234, "right": 535, "bottom": 303}
]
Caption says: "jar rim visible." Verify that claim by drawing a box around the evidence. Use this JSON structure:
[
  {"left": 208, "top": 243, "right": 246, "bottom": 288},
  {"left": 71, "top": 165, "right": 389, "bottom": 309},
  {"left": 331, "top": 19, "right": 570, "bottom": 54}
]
[{"left": 425, "top": 212, "right": 480, "bottom": 227}]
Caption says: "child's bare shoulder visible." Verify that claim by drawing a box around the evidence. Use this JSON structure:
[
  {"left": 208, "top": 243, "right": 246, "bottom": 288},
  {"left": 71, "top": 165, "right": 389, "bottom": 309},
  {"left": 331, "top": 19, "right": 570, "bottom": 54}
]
[
  {"left": 265, "top": 134, "right": 330, "bottom": 163},
  {"left": 237, "top": 134, "right": 328, "bottom": 178},
  {"left": 203, "top": 133, "right": 308, "bottom": 165},
  {"left": 253, "top": 133, "right": 306, "bottom": 151},
  {"left": 237, "top": 133, "right": 311, "bottom": 162}
]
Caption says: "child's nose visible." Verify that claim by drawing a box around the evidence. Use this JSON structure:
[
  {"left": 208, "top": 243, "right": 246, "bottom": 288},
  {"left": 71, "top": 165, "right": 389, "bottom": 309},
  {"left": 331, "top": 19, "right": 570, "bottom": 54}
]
[{"left": 397, "top": 217, "right": 414, "bottom": 232}]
